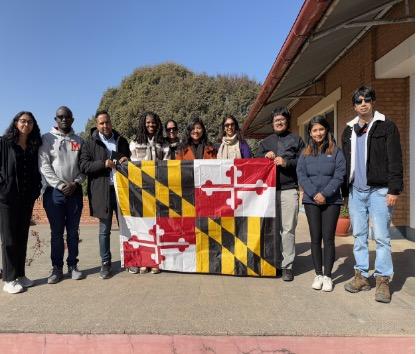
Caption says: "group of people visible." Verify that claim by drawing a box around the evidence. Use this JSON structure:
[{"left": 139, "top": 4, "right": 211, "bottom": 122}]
[
  {"left": 0, "top": 85, "right": 403, "bottom": 304},
  {"left": 0, "top": 107, "right": 253, "bottom": 291}
]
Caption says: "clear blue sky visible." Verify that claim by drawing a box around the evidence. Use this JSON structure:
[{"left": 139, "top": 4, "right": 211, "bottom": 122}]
[{"left": 0, "top": 0, "right": 304, "bottom": 134}]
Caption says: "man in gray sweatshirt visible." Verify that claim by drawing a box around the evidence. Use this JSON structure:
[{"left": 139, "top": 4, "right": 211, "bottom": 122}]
[{"left": 39, "top": 106, "right": 85, "bottom": 284}]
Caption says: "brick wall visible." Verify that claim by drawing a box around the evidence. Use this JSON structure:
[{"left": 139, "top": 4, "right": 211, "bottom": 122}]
[
  {"left": 32, "top": 197, "right": 100, "bottom": 225},
  {"left": 374, "top": 1, "right": 415, "bottom": 60},
  {"left": 290, "top": 3, "right": 413, "bottom": 228},
  {"left": 373, "top": 78, "right": 410, "bottom": 226}
]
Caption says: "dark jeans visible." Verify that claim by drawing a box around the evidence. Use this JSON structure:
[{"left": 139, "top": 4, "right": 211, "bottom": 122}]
[
  {"left": 98, "top": 186, "right": 118, "bottom": 264},
  {"left": 43, "top": 186, "right": 83, "bottom": 268},
  {"left": 0, "top": 199, "right": 34, "bottom": 281},
  {"left": 304, "top": 204, "right": 340, "bottom": 277}
]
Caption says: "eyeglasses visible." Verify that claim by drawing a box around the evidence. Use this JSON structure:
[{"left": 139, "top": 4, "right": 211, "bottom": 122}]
[
  {"left": 273, "top": 119, "right": 287, "bottom": 124},
  {"left": 224, "top": 123, "right": 235, "bottom": 128},
  {"left": 56, "top": 115, "right": 73, "bottom": 120},
  {"left": 354, "top": 97, "right": 372, "bottom": 105},
  {"left": 18, "top": 119, "right": 34, "bottom": 125},
  {"left": 166, "top": 127, "right": 177, "bottom": 132}
]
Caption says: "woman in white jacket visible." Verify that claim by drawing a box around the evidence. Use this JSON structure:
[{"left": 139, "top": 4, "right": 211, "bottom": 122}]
[{"left": 129, "top": 111, "right": 165, "bottom": 274}]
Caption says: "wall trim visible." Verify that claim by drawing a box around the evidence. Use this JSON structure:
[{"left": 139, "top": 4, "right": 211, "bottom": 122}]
[
  {"left": 375, "top": 34, "right": 415, "bottom": 79},
  {"left": 297, "top": 87, "right": 341, "bottom": 139}
]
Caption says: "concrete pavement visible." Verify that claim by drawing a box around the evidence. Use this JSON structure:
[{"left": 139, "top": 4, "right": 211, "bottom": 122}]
[{"left": 0, "top": 213, "right": 414, "bottom": 352}]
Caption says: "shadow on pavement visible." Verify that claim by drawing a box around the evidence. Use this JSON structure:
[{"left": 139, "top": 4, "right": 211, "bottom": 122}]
[
  {"left": 332, "top": 244, "right": 414, "bottom": 295},
  {"left": 294, "top": 242, "right": 315, "bottom": 277},
  {"left": 391, "top": 248, "right": 414, "bottom": 294}
]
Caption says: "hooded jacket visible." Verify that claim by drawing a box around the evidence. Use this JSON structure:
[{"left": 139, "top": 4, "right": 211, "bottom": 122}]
[
  {"left": 38, "top": 127, "right": 85, "bottom": 191},
  {"left": 341, "top": 111, "right": 403, "bottom": 196},
  {"left": 79, "top": 128, "right": 130, "bottom": 219}
]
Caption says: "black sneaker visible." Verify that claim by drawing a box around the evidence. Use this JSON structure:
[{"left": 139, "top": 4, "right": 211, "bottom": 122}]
[
  {"left": 48, "top": 266, "right": 63, "bottom": 284},
  {"left": 282, "top": 268, "right": 294, "bottom": 282},
  {"left": 100, "top": 262, "right": 112, "bottom": 279}
]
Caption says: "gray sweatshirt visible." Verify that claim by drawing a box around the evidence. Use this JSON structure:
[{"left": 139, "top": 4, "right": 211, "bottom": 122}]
[{"left": 38, "top": 127, "right": 85, "bottom": 191}]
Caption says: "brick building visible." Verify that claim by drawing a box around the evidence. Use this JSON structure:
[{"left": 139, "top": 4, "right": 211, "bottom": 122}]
[{"left": 243, "top": 0, "right": 414, "bottom": 239}]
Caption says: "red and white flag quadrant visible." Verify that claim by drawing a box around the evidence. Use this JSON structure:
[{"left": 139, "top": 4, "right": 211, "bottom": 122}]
[
  {"left": 194, "top": 158, "right": 276, "bottom": 217},
  {"left": 120, "top": 216, "right": 196, "bottom": 272}
]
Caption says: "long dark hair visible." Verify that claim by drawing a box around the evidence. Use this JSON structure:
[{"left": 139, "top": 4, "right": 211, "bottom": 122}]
[
  {"left": 4, "top": 111, "right": 42, "bottom": 153},
  {"left": 217, "top": 114, "right": 244, "bottom": 142},
  {"left": 133, "top": 111, "right": 164, "bottom": 145},
  {"left": 183, "top": 117, "right": 209, "bottom": 147},
  {"left": 303, "top": 115, "right": 335, "bottom": 156}
]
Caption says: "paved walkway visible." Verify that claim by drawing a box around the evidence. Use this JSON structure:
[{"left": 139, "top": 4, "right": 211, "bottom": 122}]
[{"left": 0, "top": 214, "right": 414, "bottom": 353}]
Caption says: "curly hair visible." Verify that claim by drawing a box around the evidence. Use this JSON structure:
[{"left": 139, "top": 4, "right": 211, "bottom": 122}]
[
  {"left": 303, "top": 115, "right": 335, "bottom": 156},
  {"left": 133, "top": 111, "right": 164, "bottom": 145},
  {"left": 3, "top": 111, "right": 42, "bottom": 153}
]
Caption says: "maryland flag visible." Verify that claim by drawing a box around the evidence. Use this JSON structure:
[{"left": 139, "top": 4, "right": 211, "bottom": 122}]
[{"left": 115, "top": 158, "right": 280, "bottom": 276}]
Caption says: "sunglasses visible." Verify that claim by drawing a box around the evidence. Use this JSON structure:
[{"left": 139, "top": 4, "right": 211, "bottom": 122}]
[
  {"left": 166, "top": 127, "right": 177, "bottom": 132},
  {"left": 55, "top": 114, "right": 73, "bottom": 120},
  {"left": 354, "top": 97, "right": 372, "bottom": 105},
  {"left": 224, "top": 123, "right": 235, "bottom": 128}
]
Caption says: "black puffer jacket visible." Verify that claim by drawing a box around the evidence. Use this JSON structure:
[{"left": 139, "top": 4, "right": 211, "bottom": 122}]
[
  {"left": 0, "top": 137, "right": 41, "bottom": 205},
  {"left": 256, "top": 131, "right": 305, "bottom": 190},
  {"left": 341, "top": 113, "right": 403, "bottom": 196},
  {"left": 79, "top": 129, "right": 130, "bottom": 219}
]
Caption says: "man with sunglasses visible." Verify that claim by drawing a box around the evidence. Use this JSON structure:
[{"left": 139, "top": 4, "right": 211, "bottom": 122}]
[
  {"left": 39, "top": 106, "right": 86, "bottom": 284},
  {"left": 342, "top": 86, "right": 403, "bottom": 303}
]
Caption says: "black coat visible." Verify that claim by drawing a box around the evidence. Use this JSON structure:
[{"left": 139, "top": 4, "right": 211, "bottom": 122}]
[
  {"left": 79, "top": 129, "right": 130, "bottom": 219},
  {"left": 341, "top": 117, "right": 403, "bottom": 196},
  {"left": 0, "top": 137, "right": 41, "bottom": 205},
  {"left": 256, "top": 131, "right": 305, "bottom": 190}
]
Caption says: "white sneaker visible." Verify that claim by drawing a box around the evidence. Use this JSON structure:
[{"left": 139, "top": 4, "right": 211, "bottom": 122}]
[
  {"left": 322, "top": 276, "right": 333, "bottom": 292},
  {"left": 3, "top": 280, "right": 24, "bottom": 294},
  {"left": 17, "top": 276, "right": 34, "bottom": 288},
  {"left": 312, "top": 275, "right": 323, "bottom": 290}
]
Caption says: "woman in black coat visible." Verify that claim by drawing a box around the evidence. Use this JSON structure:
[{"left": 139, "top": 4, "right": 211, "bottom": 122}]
[
  {"left": 0, "top": 112, "right": 42, "bottom": 294},
  {"left": 296, "top": 116, "right": 346, "bottom": 292}
]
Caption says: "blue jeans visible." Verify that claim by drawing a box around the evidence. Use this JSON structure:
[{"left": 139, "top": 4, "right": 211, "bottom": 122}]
[
  {"left": 43, "top": 186, "right": 83, "bottom": 268},
  {"left": 349, "top": 186, "right": 393, "bottom": 278},
  {"left": 98, "top": 186, "right": 118, "bottom": 264}
]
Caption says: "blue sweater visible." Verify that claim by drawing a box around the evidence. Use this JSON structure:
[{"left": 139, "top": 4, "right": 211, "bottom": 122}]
[{"left": 296, "top": 147, "right": 346, "bottom": 205}]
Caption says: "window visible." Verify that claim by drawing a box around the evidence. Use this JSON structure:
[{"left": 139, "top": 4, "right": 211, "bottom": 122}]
[{"left": 296, "top": 87, "right": 341, "bottom": 143}]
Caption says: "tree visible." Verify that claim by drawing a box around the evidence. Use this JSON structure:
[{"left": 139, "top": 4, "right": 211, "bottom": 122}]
[{"left": 84, "top": 62, "right": 260, "bottom": 145}]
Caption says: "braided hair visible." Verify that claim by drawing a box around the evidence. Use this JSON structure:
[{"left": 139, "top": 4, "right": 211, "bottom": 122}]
[{"left": 133, "top": 111, "right": 164, "bottom": 144}]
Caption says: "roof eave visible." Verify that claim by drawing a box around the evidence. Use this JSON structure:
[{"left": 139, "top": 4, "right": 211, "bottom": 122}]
[{"left": 243, "top": 0, "right": 331, "bottom": 137}]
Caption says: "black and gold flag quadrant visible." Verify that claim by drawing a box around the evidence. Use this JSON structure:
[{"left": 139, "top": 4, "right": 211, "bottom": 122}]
[
  {"left": 195, "top": 216, "right": 279, "bottom": 276},
  {"left": 116, "top": 161, "right": 196, "bottom": 218}
]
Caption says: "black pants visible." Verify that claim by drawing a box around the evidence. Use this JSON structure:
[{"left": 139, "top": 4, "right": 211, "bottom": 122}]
[
  {"left": 0, "top": 200, "right": 34, "bottom": 282},
  {"left": 304, "top": 204, "right": 340, "bottom": 277}
]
